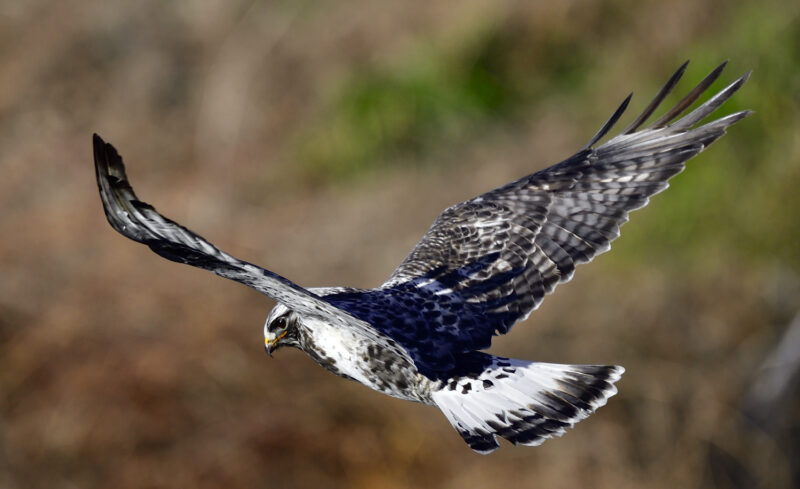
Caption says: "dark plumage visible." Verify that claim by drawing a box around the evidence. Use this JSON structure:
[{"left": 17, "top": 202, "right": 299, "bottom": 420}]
[{"left": 94, "top": 61, "right": 751, "bottom": 453}]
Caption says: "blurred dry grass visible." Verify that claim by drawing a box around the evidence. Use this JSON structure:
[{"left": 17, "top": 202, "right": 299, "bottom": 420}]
[{"left": 1, "top": 1, "right": 799, "bottom": 488}]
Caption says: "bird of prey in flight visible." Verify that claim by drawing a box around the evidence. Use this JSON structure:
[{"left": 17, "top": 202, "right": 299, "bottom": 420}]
[{"left": 94, "top": 61, "right": 750, "bottom": 453}]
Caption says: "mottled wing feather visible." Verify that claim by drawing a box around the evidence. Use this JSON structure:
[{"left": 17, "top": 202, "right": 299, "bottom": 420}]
[
  {"left": 94, "top": 136, "right": 413, "bottom": 361},
  {"left": 94, "top": 135, "right": 322, "bottom": 309},
  {"left": 383, "top": 63, "right": 751, "bottom": 351}
]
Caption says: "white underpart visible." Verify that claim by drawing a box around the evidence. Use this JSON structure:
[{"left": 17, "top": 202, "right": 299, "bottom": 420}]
[
  {"left": 303, "top": 317, "right": 371, "bottom": 379},
  {"left": 301, "top": 316, "right": 422, "bottom": 401}
]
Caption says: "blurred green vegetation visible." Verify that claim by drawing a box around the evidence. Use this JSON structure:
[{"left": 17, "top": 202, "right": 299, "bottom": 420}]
[
  {"left": 615, "top": 4, "right": 800, "bottom": 270},
  {"left": 296, "top": 1, "right": 800, "bottom": 271},
  {"left": 295, "top": 14, "right": 596, "bottom": 181}
]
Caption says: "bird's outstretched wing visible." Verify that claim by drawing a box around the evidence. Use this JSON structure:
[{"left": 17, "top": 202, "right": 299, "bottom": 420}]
[
  {"left": 94, "top": 135, "right": 324, "bottom": 311},
  {"left": 383, "top": 61, "right": 751, "bottom": 347},
  {"left": 94, "top": 135, "right": 411, "bottom": 360}
]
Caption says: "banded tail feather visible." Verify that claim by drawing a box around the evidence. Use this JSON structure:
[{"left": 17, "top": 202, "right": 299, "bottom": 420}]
[{"left": 432, "top": 356, "right": 623, "bottom": 454}]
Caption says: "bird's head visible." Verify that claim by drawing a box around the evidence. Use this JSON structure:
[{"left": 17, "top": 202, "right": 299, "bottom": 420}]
[{"left": 264, "top": 303, "right": 300, "bottom": 356}]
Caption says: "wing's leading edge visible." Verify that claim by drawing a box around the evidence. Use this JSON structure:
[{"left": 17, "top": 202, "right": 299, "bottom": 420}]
[{"left": 93, "top": 134, "right": 402, "bottom": 350}]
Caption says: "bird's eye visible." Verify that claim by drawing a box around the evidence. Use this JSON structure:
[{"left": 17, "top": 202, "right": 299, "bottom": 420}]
[{"left": 274, "top": 317, "right": 288, "bottom": 330}]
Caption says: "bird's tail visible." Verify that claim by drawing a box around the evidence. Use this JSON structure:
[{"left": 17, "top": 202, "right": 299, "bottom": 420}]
[{"left": 431, "top": 355, "right": 623, "bottom": 454}]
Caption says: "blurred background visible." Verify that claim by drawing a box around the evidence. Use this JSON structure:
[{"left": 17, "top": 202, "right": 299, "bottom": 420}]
[{"left": 1, "top": 0, "right": 799, "bottom": 488}]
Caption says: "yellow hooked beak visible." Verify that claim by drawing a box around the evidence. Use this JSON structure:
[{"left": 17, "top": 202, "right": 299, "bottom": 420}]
[{"left": 264, "top": 330, "right": 288, "bottom": 357}]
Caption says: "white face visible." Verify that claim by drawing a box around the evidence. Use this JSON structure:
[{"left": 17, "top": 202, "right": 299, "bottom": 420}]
[{"left": 264, "top": 303, "right": 291, "bottom": 346}]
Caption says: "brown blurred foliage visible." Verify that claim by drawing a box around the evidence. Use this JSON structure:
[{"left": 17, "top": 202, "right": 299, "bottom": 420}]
[{"left": 1, "top": 1, "right": 799, "bottom": 488}]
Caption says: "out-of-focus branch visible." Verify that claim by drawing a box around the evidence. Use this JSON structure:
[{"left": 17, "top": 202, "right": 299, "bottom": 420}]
[{"left": 742, "top": 311, "right": 800, "bottom": 428}]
